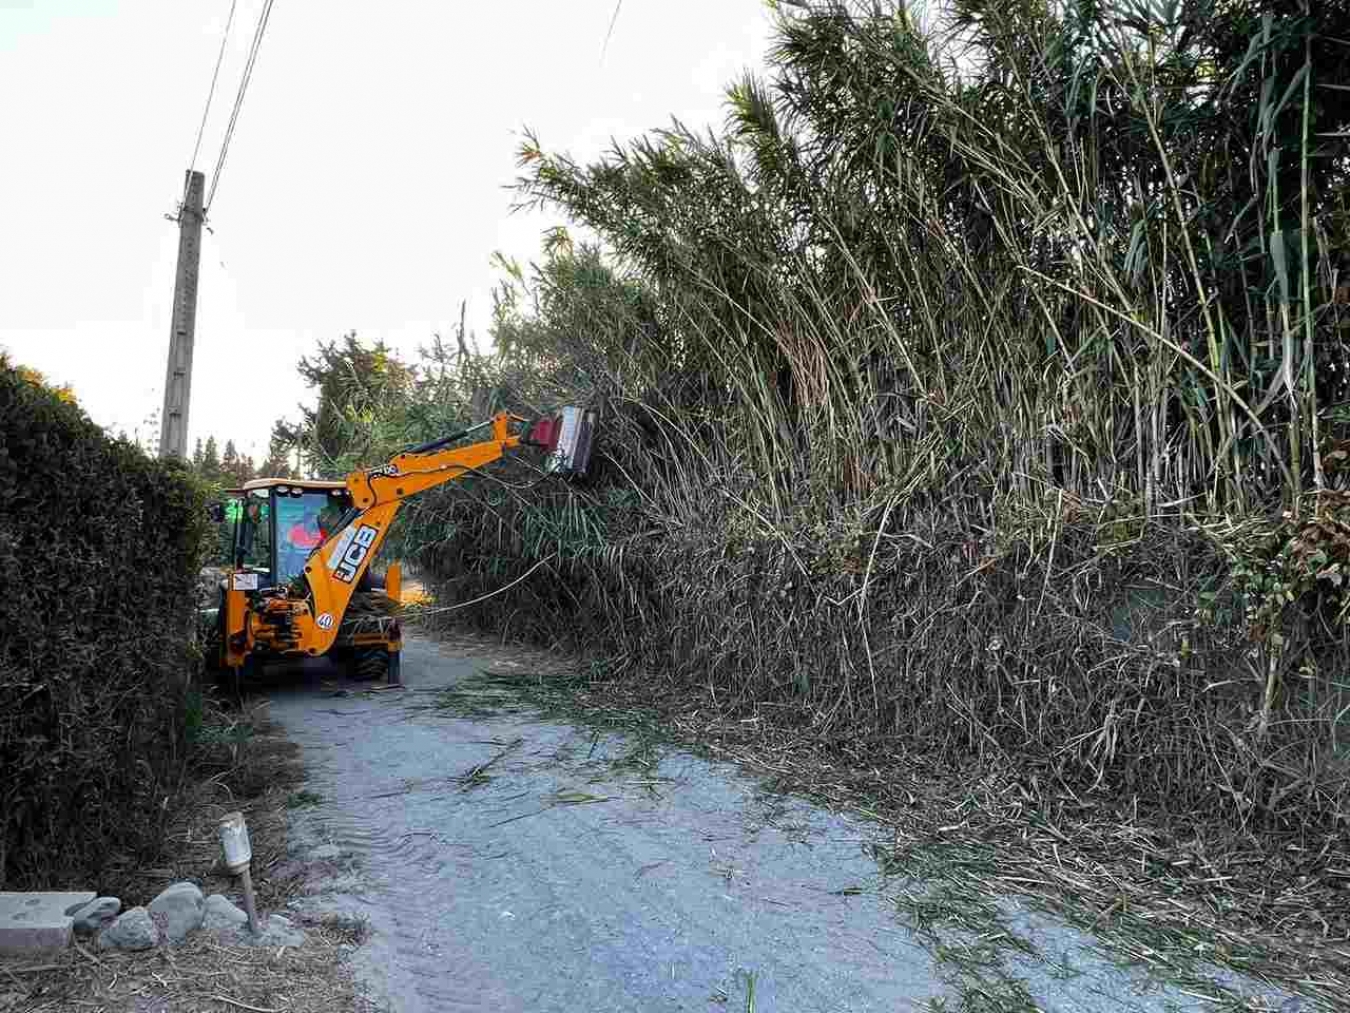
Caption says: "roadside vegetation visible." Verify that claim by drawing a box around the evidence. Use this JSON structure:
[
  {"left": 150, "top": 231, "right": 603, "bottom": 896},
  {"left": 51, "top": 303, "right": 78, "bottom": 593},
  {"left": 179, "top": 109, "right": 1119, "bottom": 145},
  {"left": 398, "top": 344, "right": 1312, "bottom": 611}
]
[
  {"left": 0, "top": 357, "right": 373, "bottom": 1010},
  {"left": 269, "top": 0, "right": 1350, "bottom": 1001},
  {"left": 0, "top": 356, "right": 207, "bottom": 890}
]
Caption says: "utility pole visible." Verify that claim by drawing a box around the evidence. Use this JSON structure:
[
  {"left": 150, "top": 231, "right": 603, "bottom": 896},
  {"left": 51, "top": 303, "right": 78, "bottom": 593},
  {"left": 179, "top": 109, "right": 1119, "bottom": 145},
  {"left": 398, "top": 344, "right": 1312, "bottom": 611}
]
[{"left": 159, "top": 169, "right": 206, "bottom": 460}]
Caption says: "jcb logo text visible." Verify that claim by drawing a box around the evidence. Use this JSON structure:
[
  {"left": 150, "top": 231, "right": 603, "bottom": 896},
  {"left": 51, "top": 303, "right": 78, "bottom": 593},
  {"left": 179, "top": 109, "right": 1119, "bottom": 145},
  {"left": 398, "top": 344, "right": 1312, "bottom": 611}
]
[{"left": 334, "top": 525, "right": 378, "bottom": 584}]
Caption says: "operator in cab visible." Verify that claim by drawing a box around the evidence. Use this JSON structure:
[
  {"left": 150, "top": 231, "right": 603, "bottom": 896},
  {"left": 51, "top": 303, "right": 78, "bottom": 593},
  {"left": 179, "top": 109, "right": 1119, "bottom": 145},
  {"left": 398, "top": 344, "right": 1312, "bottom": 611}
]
[{"left": 286, "top": 504, "right": 325, "bottom": 552}]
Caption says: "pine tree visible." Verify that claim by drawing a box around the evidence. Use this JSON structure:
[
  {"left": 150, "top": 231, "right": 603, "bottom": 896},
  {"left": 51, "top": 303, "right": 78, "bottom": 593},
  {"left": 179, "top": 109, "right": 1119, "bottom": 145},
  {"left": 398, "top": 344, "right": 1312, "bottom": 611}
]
[
  {"left": 219, "top": 440, "right": 257, "bottom": 485},
  {"left": 200, "top": 436, "right": 221, "bottom": 482}
]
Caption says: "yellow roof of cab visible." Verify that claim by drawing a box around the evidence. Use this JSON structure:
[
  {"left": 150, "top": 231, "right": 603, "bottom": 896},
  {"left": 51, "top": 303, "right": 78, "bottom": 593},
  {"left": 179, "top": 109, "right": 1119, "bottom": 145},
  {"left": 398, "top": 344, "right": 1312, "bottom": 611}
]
[{"left": 230, "top": 477, "right": 349, "bottom": 493}]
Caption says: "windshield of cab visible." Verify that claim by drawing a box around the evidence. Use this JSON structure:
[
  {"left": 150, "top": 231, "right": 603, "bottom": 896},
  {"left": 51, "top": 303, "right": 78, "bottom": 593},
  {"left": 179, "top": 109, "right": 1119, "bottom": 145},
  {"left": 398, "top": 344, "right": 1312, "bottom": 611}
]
[{"left": 275, "top": 490, "right": 344, "bottom": 585}]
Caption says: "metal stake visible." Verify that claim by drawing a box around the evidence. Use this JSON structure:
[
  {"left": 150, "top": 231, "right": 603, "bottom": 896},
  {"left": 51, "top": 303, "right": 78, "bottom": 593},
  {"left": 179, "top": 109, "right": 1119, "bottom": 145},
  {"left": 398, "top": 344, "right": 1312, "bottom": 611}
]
[
  {"left": 238, "top": 865, "right": 260, "bottom": 935},
  {"left": 218, "top": 811, "right": 260, "bottom": 936}
]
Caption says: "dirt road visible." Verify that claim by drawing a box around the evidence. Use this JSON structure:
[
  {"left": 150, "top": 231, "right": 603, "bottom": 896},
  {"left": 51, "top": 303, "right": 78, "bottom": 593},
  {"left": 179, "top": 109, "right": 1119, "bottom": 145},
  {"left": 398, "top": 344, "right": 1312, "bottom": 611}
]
[{"left": 264, "top": 637, "right": 1303, "bottom": 1013}]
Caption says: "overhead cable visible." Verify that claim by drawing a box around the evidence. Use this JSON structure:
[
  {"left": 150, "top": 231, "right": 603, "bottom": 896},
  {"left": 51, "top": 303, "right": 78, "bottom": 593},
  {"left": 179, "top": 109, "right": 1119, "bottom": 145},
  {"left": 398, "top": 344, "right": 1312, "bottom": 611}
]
[
  {"left": 186, "top": 0, "right": 239, "bottom": 193},
  {"left": 205, "top": 0, "right": 276, "bottom": 214}
]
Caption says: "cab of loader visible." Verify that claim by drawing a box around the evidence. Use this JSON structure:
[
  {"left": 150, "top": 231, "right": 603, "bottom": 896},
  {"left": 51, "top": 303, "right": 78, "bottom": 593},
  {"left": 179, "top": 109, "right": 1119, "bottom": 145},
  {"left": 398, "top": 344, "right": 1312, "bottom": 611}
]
[{"left": 221, "top": 478, "right": 353, "bottom": 590}]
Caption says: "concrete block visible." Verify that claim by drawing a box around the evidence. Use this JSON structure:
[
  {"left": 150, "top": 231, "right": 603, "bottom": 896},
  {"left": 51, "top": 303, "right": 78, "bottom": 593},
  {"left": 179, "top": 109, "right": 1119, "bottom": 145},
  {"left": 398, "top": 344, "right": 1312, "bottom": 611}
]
[{"left": 0, "top": 891, "right": 96, "bottom": 955}]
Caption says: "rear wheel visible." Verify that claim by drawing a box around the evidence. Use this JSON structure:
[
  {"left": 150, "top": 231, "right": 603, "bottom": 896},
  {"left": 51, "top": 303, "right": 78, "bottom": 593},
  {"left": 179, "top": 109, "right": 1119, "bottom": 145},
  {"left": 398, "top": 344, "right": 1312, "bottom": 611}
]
[
  {"left": 352, "top": 646, "right": 387, "bottom": 682},
  {"left": 352, "top": 646, "right": 401, "bottom": 685}
]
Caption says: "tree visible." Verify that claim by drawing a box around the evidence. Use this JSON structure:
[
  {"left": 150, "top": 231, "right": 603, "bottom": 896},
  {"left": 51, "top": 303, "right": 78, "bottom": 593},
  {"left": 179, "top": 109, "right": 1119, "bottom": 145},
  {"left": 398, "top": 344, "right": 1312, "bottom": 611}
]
[
  {"left": 219, "top": 440, "right": 255, "bottom": 486},
  {"left": 271, "top": 333, "right": 418, "bottom": 477},
  {"left": 199, "top": 436, "right": 221, "bottom": 484},
  {"left": 258, "top": 435, "right": 298, "bottom": 480},
  {"left": 2, "top": 354, "right": 78, "bottom": 407}
]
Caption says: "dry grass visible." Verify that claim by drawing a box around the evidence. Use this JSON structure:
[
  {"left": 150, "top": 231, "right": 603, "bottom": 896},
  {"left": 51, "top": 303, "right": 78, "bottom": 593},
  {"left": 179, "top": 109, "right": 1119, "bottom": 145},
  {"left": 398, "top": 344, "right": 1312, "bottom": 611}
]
[
  {"left": 0, "top": 921, "right": 374, "bottom": 1013},
  {"left": 0, "top": 696, "right": 379, "bottom": 1013}
]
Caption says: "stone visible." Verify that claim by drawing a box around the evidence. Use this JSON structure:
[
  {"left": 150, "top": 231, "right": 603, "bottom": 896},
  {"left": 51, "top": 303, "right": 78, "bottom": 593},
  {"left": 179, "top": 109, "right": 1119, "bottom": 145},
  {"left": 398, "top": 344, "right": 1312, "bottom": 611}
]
[
  {"left": 202, "top": 894, "right": 249, "bottom": 932},
  {"left": 309, "top": 844, "right": 341, "bottom": 861},
  {"left": 70, "top": 896, "right": 120, "bottom": 936},
  {"left": 146, "top": 881, "right": 205, "bottom": 943},
  {"left": 256, "top": 913, "right": 306, "bottom": 947},
  {"left": 98, "top": 907, "right": 159, "bottom": 951},
  {"left": 0, "top": 891, "right": 95, "bottom": 956},
  {"left": 232, "top": 913, "right": 306, "bottom": 948}
]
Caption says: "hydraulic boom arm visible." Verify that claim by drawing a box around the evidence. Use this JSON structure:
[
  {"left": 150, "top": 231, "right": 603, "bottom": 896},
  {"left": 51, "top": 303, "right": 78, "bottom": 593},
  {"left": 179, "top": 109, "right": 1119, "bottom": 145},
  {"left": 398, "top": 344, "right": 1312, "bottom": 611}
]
[{"left": 305, "top": 412, "right": 522, "bottom": 653}]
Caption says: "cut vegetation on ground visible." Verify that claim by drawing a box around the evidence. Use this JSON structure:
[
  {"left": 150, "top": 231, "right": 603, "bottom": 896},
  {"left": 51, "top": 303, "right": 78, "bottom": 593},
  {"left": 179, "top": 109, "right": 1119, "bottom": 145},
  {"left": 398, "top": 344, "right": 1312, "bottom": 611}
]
[{"left": 412, "top": 633, "right": 1345, "bottom": 1011}]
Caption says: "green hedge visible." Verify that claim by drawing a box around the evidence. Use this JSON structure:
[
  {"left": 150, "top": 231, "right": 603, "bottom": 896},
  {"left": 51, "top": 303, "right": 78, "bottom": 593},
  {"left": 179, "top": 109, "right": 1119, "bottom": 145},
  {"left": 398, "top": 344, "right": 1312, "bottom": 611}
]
[{"left": 0, "top": 361, "right": 206, "bottom": 888}]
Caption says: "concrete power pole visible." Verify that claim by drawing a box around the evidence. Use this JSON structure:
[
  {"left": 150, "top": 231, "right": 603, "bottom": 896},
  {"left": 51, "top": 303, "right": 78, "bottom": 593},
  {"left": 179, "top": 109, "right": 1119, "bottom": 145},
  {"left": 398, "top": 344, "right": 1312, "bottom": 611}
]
[{"left": 159, "top": 170, "right": 206, "bottom": 460}]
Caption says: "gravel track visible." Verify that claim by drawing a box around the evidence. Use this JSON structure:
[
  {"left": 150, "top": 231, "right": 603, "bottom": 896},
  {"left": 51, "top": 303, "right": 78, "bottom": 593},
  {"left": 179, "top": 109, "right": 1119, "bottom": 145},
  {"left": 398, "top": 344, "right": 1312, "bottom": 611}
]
[{"left": 263, "top": 637, "right": 1304, "bottom": 1013}]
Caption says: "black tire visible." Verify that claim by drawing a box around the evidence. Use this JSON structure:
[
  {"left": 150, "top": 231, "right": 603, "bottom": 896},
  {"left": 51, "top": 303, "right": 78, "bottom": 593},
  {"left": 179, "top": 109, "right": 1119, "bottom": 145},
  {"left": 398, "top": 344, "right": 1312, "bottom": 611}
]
[
  {"left": 202, "top": 588, "right": 227, "bottom": 675},
  {"left": 203, "top": 629, "right": 223, "bottom": 675},
  {"left": 327, "top": 645, "right": 351, "bottom": 675},
  {"left": 352, "top": 647, "right": 389, "bottom": 682}
]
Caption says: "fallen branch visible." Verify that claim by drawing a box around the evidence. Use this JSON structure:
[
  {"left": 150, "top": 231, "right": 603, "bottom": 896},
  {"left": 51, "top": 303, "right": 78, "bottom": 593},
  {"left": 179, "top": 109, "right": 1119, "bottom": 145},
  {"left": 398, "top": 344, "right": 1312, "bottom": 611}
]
[{"left": 210, "top": 994, "right": 287, "bottom": 1013}]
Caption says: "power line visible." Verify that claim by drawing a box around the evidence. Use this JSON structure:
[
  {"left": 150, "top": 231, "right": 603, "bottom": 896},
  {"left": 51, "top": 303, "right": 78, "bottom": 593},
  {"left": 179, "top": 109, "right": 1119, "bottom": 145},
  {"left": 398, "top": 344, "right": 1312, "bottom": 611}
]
[
  {"left": 206, "top": 0, "right": 274, "bottom": 213},
  {"left": 186, "top": 0, "right": 239, "bottom": 190},
  {"left": 205, "top": 0, "right": 276, "bottom": 214},
  {"left": 600, "top": 0, "right": 624, "bottom": 64}
]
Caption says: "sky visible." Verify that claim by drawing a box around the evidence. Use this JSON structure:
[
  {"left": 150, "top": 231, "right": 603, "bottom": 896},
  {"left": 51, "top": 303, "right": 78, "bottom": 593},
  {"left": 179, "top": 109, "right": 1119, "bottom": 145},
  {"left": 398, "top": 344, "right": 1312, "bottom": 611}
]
[{"left": 0, "top": 0, "right": 774, "bottom": 461}]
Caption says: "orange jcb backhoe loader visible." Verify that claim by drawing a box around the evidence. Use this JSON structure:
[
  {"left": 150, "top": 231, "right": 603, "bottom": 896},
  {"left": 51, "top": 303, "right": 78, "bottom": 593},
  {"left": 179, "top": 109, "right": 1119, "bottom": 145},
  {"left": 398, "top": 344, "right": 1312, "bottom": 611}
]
[{"left": 202, "top": 408, "right": 595, "bottom": 687}]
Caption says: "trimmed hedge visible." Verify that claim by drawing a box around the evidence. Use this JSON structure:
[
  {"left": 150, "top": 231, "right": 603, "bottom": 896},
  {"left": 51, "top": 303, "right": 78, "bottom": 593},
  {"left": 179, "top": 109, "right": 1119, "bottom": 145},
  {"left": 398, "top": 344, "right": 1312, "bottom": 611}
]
[{"left": 0, "top": 361, "right": 206, "bottom": 888}]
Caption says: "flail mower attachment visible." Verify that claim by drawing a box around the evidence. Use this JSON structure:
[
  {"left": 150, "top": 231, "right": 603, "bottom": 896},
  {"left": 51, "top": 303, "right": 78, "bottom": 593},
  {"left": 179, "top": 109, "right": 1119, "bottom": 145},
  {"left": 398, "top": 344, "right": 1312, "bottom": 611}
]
[{"left": 524, "top": 406, "right": 596, "bottom": 477}]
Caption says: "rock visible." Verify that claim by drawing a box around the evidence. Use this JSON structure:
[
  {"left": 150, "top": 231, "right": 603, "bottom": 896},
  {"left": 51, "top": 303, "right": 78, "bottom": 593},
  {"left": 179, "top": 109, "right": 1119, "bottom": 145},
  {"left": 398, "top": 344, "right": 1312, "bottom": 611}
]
[
  {"left": 202, "top": 894, "right": 249, "bottom": 932},
  {"left": 257, "top": 913, "right": 306, "bottom": 947},
  {"left": 0, "top": 892, "right": 95, "bottom": 956},
  {"left": 309, "top": 844, "right": 341, "bottom": 861},
  {"left": 71, "top": 896, "right": 120, "bottom": 936},
  {"left": 234, "top": 913, "right": 306, "bottom": 948},
  {"left": 98, "top": 907, "right": 159, "bottom": 951},
  {"left": 146, "top": 882, "right": 204, "bottom": 943}
]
